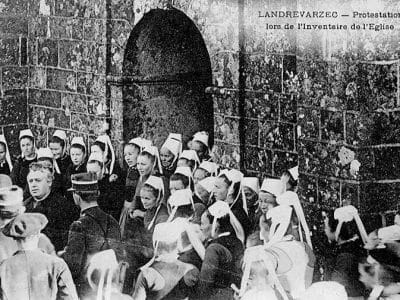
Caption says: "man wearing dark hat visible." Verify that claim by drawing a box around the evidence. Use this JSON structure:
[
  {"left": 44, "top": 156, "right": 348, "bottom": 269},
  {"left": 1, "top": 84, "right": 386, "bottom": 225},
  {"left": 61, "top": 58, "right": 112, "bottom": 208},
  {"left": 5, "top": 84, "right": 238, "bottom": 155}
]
[
  {"left": 0, "top": 174, "right": 55, "bottom": 261},
  {"left": 61, "top": 172, "right": 123, "bottom": 297},
  {"left": 0, "top": 213, "right": 78, "bottom": 299},
  {"left": 24, "top": 163, "right": 79, "bottom": 251}
]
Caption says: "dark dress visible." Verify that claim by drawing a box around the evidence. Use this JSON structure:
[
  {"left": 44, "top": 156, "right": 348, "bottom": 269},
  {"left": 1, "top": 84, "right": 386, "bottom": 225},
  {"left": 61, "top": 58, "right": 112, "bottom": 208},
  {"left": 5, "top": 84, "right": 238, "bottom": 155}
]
[
  {"left": 231, "top": 197, "right": 252, "bottom": 239},
  {"left": 24, "top": 191, "right": 80, "bottom": 251},
  {"left": 329, "top": 239, "right": 368, "bottom": 298},
  {"left": 194, "top": 233, "right": 244, "bottom": 299},
  {"left": 10, "top": 155, "right": 37, "bottom": 188},
  {"left": 98, "top": 174, "right": 125, "bottom": 221},
  {"left": 0, "top": 161, "right": 10, "bottom": 176},
  {"left": 62, "top": 206, "right": 123, "bottom": 297},
  {"left": 56, "top": 154, "right": 72, "bottom": 177}
]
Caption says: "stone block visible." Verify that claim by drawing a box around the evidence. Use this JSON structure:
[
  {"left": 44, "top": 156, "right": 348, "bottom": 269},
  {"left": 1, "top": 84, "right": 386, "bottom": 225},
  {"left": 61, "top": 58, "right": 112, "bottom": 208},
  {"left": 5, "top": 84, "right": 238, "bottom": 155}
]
[
  {"left": 243, "top": 24, "right": 265, "bottom": 54},
  {"left": 245, "top": 91, "right": 278, "bottom": 120},
  {"left": 29, "top": 88, "right": 61, "bottom": 108},
  {"left": 373, "top": 147, "right": 400, "bottom": 180},
  {"left": 109, "top": 0, "right": 135, "bottom": 21},
  {"left": 279, "top": 93, "right": 296, "bottom": 123},
  {"left": 50, "top": 17, "right": 83, "bottom": 40},
  {"left": 109, "top": 42, "right": 124, "bottom": 76},
  {"left": 55, "top": 0, "right": 105, "bottom": 18},
  {"left": 298, "top": 139, "right": 319, "bottom": 175},
  {"left": 61, "top": 92, "right": 87, "bottom": 114},
  {"left": 260, "top": 121, "right": 295, "bottom": 151},
  {"left": 37, "top": 38, "right": 58, "bottom": 67},
  {"left": 272, "top": 151, "right": 298, "bottom": 177},
  {"left": 203, "top": 24, "right": 239, "bottom": 55},
  {"left": 0, "top": 38, "right": 20, "bottom": 66},
  {"left": 211, "top": 141, "right": 240, "bottom": 169},
  {"left": 0, "top": 89, "right": 27, "bottom": 125},
  {"left": 0, "top": 17, "right": 28, "bottom": 36},
  {"left": 211, "top": 51, "right": 239, "bottom": 88},
  {"left": 320, "top": 109, "right": 344, "bottom": 142},
  {"left": 360, "top": 182, "right": 400, "bottom": 214},
  {"left": 76, "top": 72, "right": 106, "bottom": 97},
  {"left": 29, "top": 67, "right": 46, "bottom": 89},
  {"left": 28, "top": 38, "right": 38, "bottom": 65},
  {"left": 357, "top": 63, "right": 397, "bottom": 111},
  {"left": 297, "top": 106, "right": 319, "bottom": 139},
  {"left": 297, "top": 58, "right": 329, "bottom": 104},
  {"left": 88, "top": 97, "right": 108, "bottom": 116},
  {"left": 83, "top": 19, "right": 106, "bottom": 43},
  {"left": 244, "top": 54, "right": 282, "bottom": 92},
  {"left": 29, "top": 105, "right": 70, "bottom": 129},
  {"left": 28, "top": 0, "right": 54, "bottom": 16},
  {"left": 214, "top": 115, "right": 239, "bottom": 144},
  {"left": 47, "top": 68, "right": 76, "bottom": 92},
  {"left": 298, "top": 174, "right": 318, "bottom": 205},
  {"left": 357, "top": 148, "right": 375, "bottom": 181},
  {"left": 243, "top": 146, "right": 273, "bottom": 175},
  {"left": 212, "top": 90, "right": 239, "bottom": 116},
  {"left": 244, "top": 118, "right": 259, "bottom": 146},
  {"left": 110, "top": 20, "right": 132, "bottom": 48},
  {"left": 71, "top": 113, "right": 105, "bottom": 135},
  {"left": 282, "top": 55, "right": 297, "bottom": 94},
  {"left": 0, "top": 0, "right": 28, "bottom": 15},
  {"left": 318, "top": 178, "right": 340, "bottom": 208},
  {"left": 2, "top": 67, "right": 28, "bottom": 90},
  {"left": 29, "top": 17, "right": 47, "bottom": 38}
]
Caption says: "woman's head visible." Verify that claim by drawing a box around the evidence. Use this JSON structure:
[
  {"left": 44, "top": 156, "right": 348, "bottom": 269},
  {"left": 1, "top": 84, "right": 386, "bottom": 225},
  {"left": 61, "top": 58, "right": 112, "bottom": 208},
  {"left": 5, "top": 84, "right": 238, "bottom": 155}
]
[
  {"left": 323, "top": 209, "right": 359, "bottom": 242},
  {"left": 20, "top": 136, "right": 35, "bottom": 158},
  {"left": 137, "top": 152, "right": 155, "bottom": 177},
  {"left": 213, "top": 175, "right": 231, "bottom": 202},
  {"left": 70, "top": 144, "right": 85, "bottom": 166},
  {"left": 49, "top": 136, "right": 65, "bottom": 160},
  {"left": 243, "top": 186, "right": 258, "bottom": 208},
  {"left": 258, "top": 191, "right": 277, "bottom": 214},
  {"left": 160, "top": 147, "right": 175, "bottom": 168},
  {"left": 0, "top": 142, "right": 6, "bottom": 162},
  {"left": 177, "top": 158, "right": 195, "bottom": 170},
  {"left": 140, "top": 184, "right": 159, "bottom": 210},
  {"left": 124, "top": 143, "right": 140, "bottom": 168},
  {"left": 193, "top": 168, "right": 209, "bottom": 185},
  {"left": 91, "top": 141, "right": 106, "bottom": 162},
  {"left": 190, "top": 140, "right": 208, "bottom": 162},
  {"left": 170, "top": 173, "right": 189, "bottom": 194}
]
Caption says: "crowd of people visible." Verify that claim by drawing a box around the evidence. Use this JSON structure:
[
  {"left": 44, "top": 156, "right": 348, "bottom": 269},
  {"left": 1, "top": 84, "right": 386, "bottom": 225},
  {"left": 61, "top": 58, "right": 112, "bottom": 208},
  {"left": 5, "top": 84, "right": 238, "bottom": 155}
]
[{"left": 0, "top": 128, "right": 399, "bottom": 299}]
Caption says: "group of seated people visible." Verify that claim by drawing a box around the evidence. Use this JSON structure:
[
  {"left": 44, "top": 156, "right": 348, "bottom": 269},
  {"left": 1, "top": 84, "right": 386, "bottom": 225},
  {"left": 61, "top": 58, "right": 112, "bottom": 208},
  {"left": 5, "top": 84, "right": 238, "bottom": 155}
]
[{"left": 0, "top": 129, "right": 399, "bottom": 299}]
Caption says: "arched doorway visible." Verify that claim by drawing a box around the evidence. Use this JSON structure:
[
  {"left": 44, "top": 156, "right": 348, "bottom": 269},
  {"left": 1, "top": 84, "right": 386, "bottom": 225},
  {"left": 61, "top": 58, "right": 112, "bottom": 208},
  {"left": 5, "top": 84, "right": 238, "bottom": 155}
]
[{"left": 122, "top": 8, "right": 213, "bottom": 147}]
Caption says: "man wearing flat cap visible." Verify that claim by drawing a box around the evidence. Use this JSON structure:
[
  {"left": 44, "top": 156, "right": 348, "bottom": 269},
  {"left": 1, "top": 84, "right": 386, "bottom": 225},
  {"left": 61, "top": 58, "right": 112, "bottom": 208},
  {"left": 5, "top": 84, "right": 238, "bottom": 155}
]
[
  {"left": 61, "top": 172, "right": 124, "bottom": 298},
  {"left": 0, "top": 174, "right": 55, "bottom": 261},
  {"left": 0, "top": 213, "right": 78, "bottom": 300}
]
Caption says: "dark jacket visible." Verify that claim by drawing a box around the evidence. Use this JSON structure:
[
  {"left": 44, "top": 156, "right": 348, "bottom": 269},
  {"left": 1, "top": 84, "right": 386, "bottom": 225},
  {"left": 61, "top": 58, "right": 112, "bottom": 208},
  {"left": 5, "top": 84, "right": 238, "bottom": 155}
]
[
  {"left": 0, "top": 250, "right": 78, "bottom": 300},
  {"left": 56, "top": 154, "right": 72, "bottom": 177},
  {"left": 62, "top": 206, "right": 123, "bottom": 295},
  {"left": 0, "top": 161, "right": 10, "bottom": 176},
  {"left": 10, "top": 155, "right": 37, "bottom": 188},
  {"left": 330, "top": 239, "right": 368, "bottom": 297},
  {"left": 195, "top": 233, "right": 244, "bottom": 299},
  {"left": 124, "top": 166, "right": 140, "bottom": 203},
  {"left": 24, "top": 191, "right": 79, "bottom": 251},
  {"left": 98, "top": 174, "right": 125, "bottom": 221}
]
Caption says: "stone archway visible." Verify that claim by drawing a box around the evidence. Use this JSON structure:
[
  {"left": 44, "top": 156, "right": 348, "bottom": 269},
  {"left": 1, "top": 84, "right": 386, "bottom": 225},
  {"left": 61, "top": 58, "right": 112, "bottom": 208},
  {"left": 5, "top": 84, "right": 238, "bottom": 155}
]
[{"left": 122, "top": 8, "right": 213, "bottom": 147}]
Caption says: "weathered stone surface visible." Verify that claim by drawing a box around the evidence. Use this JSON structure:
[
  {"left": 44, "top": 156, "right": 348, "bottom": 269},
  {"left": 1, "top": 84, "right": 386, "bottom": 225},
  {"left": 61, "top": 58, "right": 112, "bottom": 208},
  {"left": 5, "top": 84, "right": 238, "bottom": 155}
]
[
  {"left": 297, "top": 58, "right": 329, "bottom": 104},
  {"left": 0, "top": 38, "right": 19, "bottom": 65},
  {"left": 245, "top": 54, "right": 282, "bottom": 92},
  {"left": 0, "top": 89, "right": 27, "bottom": 125},
  {"left": 214, "top": 115, "right": 239, "bottom": 144},
  {"left": 2, "top": 124, "right": 27, "bottom": 160},
  {"left": 246, "top": 91, "right": 278, "bottom": 120},
  {"left": 28, "top": 0, "right": 54, "bottom": 16},
  {"left": 47, "top": 68, "right": 76, "bottom": 92},
  {"left": 54, "top": 0, "right": 106, "bottom": 18},
  {"left": 29, "top": 105, "right": 70, "bottom": 128},
  {"left": 272, "top": 151, "right": 297, "bottom": 177},
  {"left": 29, "top": 17, "right": 48, "bottom": 38},
  {"left": 109, "top": 0, "right": 135, "bottom": 21},
  {"left": 211, "top": 141, "right": 240, "bottom": 169},
  {"left": 30, "top": 124, "right": 48, "bottom": 148},
  {"left": 38, "top": 38, "right": 58, "bottom": 67},
  {"left": 211, "top": 52, "right": 239, "bottom": 88},
  {"left": 244, "top": 118, "right": 258, "bottom": 147},
  {"left": 76, "top": 72, "right": 105, "bottom": 97},
  {"left": 298, "top": 174, "right": 318, "bottom": 205},
  {"left": 341, "top": 182, "right": 360, "bottom": 207},
  {"left": 0, "top": 0, "right": 28, "bottom": 15},
  {"left": 29, "top": 88, "right": 61, "bottom": 108},
  {"left": 0, "top": 17, "right": 28, "bottom": 36},
  {"left": 2, "top": 67, "right": 28, "bottom": 90},
  {"left": 297, "top": 107, "right": 319, "bottom": 139},
  {"left": 279, "top": 93, "right": 297, "bottom": 123},
  {"left": 244, "top": 146, "right": 273, "bottom": 175},
  {"left": 318, "top": 178, "right": 340, "bottom": 208},
  {"left": 29, "top": 67, "right": 46, "bottom": 88},
  {"left": 71, "top": 113, "right": 105, "bottom": 135},
  {"left": 83, "top": 19, "right": 106, "bottom": 43},
  {"left": 361, "top": 182, "right": 400, "bottom": 214},
  {"left": 61, "top": 92, "right": 87, "bottom": 114},
  {"left": 320, "top": 110, "right": 344, "bottom": 142}
]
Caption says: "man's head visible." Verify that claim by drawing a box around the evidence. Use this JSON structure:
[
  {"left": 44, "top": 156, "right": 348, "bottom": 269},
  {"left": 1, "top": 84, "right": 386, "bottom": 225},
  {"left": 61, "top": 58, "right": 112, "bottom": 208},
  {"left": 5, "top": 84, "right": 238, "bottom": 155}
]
[
  {"left": 27, "top": 163, "right": 52, "bottom": 200},
  {"left": 69, "top": 173, "right": 99, "bottom": 208},
  {"left": 0, "top": 177, "right": 25, "bottom": 228}
]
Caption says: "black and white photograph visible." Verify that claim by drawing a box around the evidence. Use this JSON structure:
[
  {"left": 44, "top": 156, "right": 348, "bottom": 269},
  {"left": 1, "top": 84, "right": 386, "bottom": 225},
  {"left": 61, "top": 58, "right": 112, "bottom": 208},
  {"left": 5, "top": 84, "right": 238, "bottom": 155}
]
[{"left": 0, "top": 0, "right": 399, "bottom": 299}]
